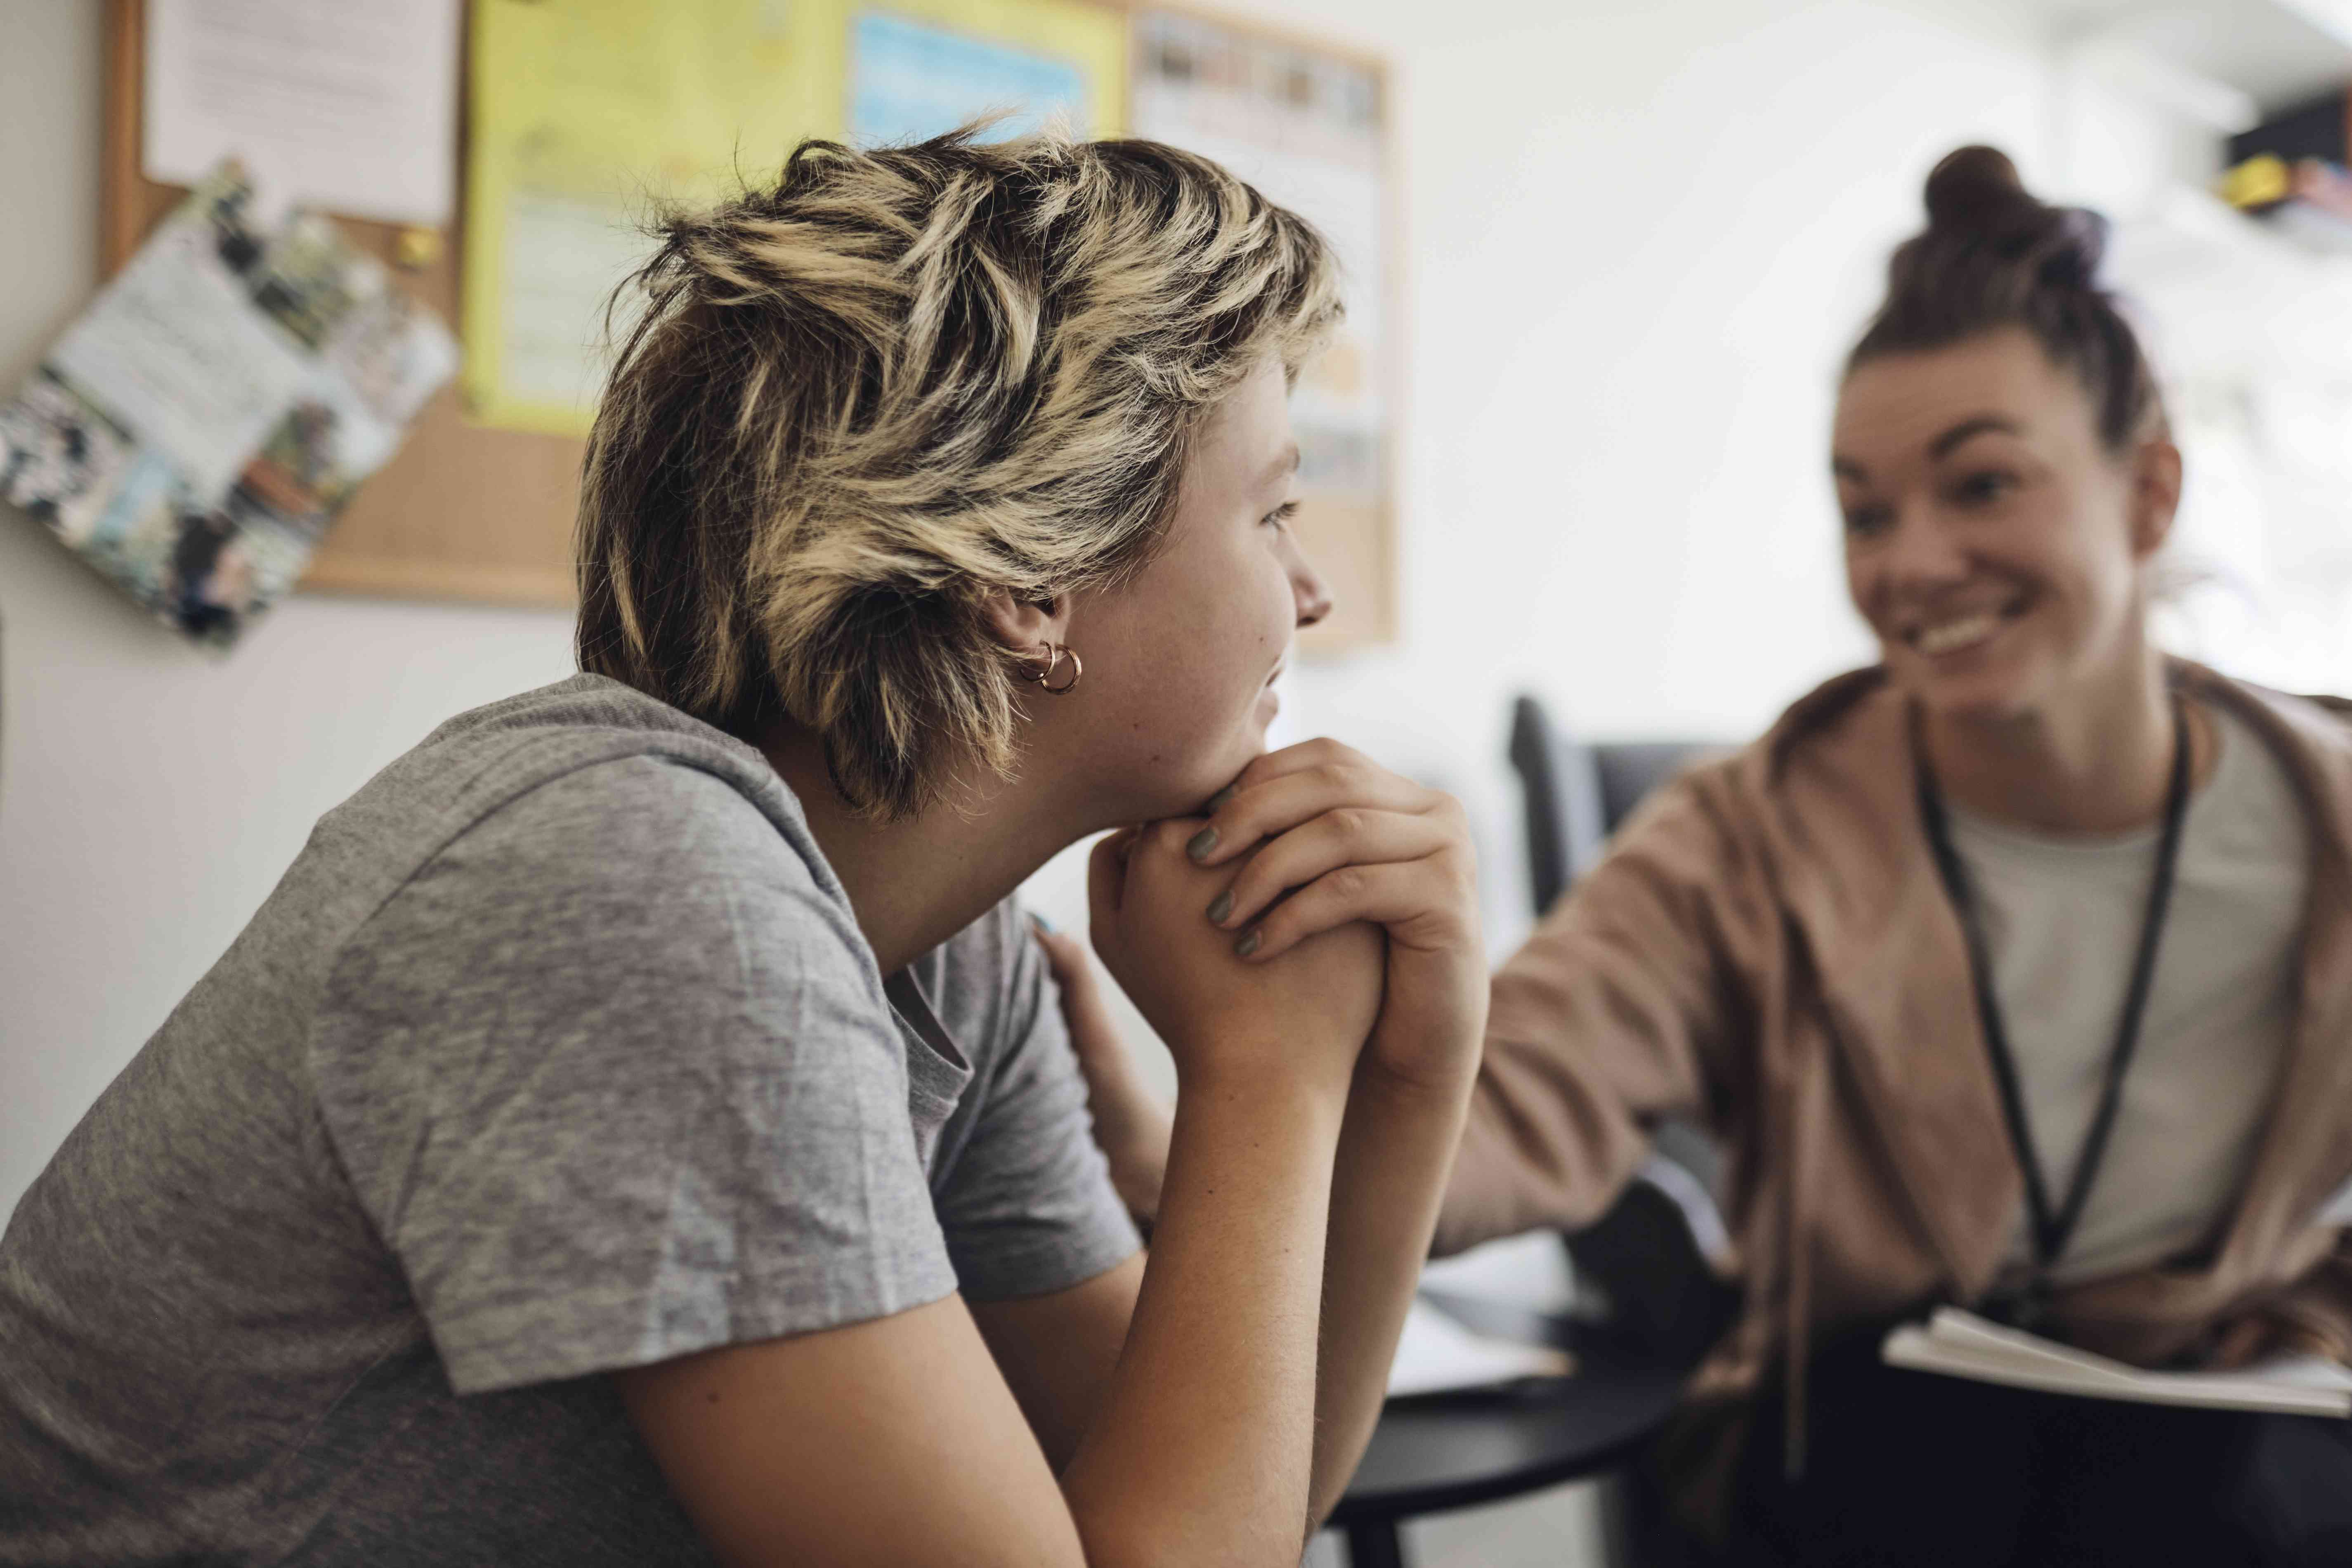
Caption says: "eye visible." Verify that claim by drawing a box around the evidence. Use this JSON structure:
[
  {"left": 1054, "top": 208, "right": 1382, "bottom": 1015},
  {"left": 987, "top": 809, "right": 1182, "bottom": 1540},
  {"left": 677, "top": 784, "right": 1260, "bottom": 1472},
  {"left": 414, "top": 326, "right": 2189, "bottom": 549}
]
[
  {"left": 1262, "top": 499, "right": 1301, "bottom": 531},
  {"left": 1842, "top": 502, "right": 1894, "bottom": 540},
  {"left": 1949, "top": 469, "right": 2018, "bottom": 508}
]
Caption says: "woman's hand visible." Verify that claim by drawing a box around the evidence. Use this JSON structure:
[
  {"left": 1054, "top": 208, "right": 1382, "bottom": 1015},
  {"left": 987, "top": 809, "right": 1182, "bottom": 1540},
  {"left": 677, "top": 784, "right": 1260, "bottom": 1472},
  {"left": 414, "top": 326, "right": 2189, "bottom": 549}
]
[
  {"left": 1184, "top": 739, "right": 1486, "bottom": 1096},
  {"left": 1087, "top": 818, "right": 1383, "bottom": 1101},
  {"left": 2211, "top": 1310, "right": 2350, "bottom": 1370},
  {"left": 1033, "top": 919, "right": 1172, "bottom": 1230}
]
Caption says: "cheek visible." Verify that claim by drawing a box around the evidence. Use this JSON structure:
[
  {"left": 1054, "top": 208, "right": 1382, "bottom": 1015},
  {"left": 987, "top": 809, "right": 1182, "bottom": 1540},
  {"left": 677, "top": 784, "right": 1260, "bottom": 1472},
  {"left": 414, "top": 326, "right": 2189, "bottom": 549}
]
[
  {"left": 1117, "top": 546, "right": 1285, "bottom": 705},
  {"left": 1189, "top": 536, "right": 1289, "bottom": 650},
  {"left": 1844, "top": 550, "right": 1886, "bottom": 625},
  {"left": 2017, "top": 494, "right": 2125, "bottom": 616}
]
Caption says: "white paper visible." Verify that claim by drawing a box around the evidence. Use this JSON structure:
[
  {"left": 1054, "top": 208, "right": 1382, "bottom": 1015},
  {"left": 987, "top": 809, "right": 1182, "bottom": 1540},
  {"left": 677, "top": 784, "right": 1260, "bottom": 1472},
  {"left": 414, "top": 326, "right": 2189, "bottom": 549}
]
[
  {"left": 0, "top": 165, "right": 456, "bottom": 647},
  {"left": 1883, "top": 1308, "right": 2352, "bottom": 1417},
  {"left": 1385, "top": 1297, "right": 1575, "bottom": 1398},
  {"left": 1418, "top": 1231, "right": 1578, "bottom": 1316},
  {"left": 50, "top": 219, "right": 310, "bottom": 505},
  {"left": 494, "top": 190, "right": 654, "bottom": 415},
  {"left": 144, "top": 0, "right": 460, "bottom": 227}
]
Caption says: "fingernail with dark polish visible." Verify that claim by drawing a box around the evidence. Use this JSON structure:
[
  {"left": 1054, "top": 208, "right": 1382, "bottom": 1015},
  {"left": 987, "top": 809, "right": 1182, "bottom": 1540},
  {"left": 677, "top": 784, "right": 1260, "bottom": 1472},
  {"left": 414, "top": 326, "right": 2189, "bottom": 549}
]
[
  {"left": 1186, "top": 827, "right": 1218, "bottom": 862},
  {"left": 1206, "top": 784, "right": 1237, "bottom": 812},
  {"left": 1030, "top": 911, "right": 1056, "bottom": 934},
  {"left": 1235, "top": 929, "right": 1261, "bottom": 958},
  {"left": 1206, "top": 891, "right": 1232, "bottom": 924}
]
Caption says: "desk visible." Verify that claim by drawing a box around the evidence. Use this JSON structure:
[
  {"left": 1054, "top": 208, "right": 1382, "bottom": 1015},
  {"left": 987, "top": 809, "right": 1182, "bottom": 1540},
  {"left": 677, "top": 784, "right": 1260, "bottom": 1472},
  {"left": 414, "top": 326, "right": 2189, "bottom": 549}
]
[{"left": 1327, "top": 1294, "right": 1686, "bottom": 1568}]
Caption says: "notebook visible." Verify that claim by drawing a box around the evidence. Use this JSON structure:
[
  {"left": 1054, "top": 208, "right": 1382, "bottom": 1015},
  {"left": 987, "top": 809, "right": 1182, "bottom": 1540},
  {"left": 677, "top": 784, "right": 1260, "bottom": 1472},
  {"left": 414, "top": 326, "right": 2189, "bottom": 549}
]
[
  {"left": 1884, "top": 1307, "right": 2352, "bottom": 1417},
  {"left": 1386, "top": 1296, "right": 1575, "bottom": 1398}
]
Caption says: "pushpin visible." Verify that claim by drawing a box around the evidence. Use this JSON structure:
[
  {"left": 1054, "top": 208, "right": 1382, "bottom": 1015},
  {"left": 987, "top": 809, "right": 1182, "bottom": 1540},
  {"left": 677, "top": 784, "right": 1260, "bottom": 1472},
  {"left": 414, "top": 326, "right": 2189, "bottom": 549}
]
[{"left": 394, "top": 226, "right": 444, "bottom": 270}]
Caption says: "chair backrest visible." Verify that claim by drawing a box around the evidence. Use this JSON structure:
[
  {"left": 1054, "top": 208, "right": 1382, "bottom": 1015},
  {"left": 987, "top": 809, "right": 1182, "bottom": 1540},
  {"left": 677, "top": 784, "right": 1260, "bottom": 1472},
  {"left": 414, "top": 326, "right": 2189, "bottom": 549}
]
[
  {"left": 1592, "top": 742, "right": 1710, "bottom": 839},
  {"left": 1504, "top": 693, "right": 1739, "bottom": 1364},
  {"left": 1505, "top": 695, "right": 1606, "bottom": 916},
  {"left": 1508, "top": 694, "right": 1714, "bottom": 913}
]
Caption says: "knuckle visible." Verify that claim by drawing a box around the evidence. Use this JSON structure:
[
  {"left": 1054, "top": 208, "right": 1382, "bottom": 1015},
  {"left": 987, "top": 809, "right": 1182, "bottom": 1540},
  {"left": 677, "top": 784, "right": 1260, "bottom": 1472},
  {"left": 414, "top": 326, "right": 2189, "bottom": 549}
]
[{"left": 1325, "top": 806, "right": 1370, "bottom": 843}]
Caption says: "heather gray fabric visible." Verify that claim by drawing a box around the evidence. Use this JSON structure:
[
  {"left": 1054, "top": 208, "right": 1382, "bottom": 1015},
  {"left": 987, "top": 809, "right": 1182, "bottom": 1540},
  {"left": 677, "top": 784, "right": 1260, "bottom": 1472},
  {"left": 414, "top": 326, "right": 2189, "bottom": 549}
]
[
  {"left": 1953, "top": 703, "right": 2311, "bottom": 1288},
  {"left": 0, "top": 674, "right": 1137, "bottom": 1566}
]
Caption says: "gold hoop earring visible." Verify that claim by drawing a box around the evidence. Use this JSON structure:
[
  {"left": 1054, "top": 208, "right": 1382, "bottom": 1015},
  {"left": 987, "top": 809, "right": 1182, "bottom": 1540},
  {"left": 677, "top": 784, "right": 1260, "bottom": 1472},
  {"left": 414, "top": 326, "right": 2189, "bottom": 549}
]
[{"left": 1018, "top": 642, "right": 1082, "bottom": 696}]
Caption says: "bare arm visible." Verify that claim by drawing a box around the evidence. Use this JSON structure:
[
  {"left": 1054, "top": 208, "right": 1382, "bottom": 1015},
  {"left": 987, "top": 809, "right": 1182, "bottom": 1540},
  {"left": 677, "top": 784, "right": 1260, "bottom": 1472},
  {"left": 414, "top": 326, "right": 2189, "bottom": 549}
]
[
  {"left": 618, "top": 819, "right": 1385, "bottom": 1567},
  {"left": 969, "top": 1255, "right": 1143, "bottom": 1471},
  {"left": 1037, "top": 922, "right": 1169, "bottom": 1235},
  {"left": 1041, "top": 956, "right": 1469, "bottom": 1521},
  {"left": 1190, "top": 740, "right": 1486, "bottom": 1518}
]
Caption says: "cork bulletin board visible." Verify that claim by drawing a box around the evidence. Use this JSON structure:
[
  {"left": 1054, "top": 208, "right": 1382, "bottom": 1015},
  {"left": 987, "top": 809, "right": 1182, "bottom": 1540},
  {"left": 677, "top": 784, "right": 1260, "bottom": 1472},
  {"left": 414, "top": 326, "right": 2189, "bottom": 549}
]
[{"left": 100, "top": 0, "right": 1399, "bottom": 647}]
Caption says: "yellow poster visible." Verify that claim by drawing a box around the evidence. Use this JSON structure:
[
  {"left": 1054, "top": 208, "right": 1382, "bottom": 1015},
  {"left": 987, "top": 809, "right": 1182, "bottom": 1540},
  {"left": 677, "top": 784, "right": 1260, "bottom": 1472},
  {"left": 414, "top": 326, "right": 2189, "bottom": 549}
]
[{"left": 462, "top": 0, "right": 1127, "bottom": 437}]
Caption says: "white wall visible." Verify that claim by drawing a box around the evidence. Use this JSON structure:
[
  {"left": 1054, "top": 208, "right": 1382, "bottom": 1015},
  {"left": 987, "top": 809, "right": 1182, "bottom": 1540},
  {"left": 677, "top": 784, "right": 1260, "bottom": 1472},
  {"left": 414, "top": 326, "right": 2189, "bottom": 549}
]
[
  {"left": 0, "top": 5, "right": 581, "bottom": 1216},
  {"left": 1271, "top": 0, "right": 2055, "bottom": 954},
  {"left": 3, "top": 0, "right": 2052, "bottom": 1248},
  {"left": 2, "top": 3, "right": 2059, "bottom": 1563}
]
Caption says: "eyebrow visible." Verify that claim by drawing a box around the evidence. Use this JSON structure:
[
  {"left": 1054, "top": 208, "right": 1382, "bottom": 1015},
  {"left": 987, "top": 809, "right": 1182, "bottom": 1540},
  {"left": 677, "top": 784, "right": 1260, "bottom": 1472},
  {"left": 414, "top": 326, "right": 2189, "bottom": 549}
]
[
  {"left": 1929, "top": 415, "right": 2022, "bottom": 459},
  {"left": 1263, "top": 444, "right": 1301, "bottom": 486},
  {"left": 1831, "top": 414, "right": 2024, "bottom": 481}
]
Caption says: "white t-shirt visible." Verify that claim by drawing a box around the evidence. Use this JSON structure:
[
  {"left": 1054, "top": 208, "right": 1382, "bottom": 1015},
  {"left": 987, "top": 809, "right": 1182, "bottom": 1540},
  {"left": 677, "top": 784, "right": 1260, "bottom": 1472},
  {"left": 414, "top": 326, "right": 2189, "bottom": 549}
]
[{"left": 1949, "top": 704, "right": 2310, "bottom": 1287}]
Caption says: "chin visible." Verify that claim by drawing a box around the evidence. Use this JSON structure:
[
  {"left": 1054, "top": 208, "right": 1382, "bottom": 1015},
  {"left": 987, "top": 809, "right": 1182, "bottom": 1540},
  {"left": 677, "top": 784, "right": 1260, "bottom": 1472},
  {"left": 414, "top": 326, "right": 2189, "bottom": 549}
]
[{"left": 1892, "top": 647, "right": 2046, "bottom": 725}]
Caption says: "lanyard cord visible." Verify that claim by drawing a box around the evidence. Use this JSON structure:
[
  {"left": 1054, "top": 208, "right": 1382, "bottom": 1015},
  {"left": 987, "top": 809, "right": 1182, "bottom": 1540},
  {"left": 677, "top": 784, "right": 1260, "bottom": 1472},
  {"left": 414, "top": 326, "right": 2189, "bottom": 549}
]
[{"left": 1914, "top": 693, "right": 2193, "bottom": 1280}]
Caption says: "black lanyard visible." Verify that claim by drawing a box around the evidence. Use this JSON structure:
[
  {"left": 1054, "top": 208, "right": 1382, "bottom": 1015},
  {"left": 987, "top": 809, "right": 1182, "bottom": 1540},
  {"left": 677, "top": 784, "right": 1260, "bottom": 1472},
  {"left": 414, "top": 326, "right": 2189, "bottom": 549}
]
[{"left": 1914, "top": 694, "right": 2192, "bottom": 1312}]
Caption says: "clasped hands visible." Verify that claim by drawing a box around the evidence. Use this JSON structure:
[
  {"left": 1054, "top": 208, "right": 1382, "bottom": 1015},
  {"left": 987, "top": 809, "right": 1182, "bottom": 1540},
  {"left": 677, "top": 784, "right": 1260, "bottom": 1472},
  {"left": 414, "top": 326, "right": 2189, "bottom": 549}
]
[{"left": 1056, "top": 738, "right": 1488, "bottom": 1204}]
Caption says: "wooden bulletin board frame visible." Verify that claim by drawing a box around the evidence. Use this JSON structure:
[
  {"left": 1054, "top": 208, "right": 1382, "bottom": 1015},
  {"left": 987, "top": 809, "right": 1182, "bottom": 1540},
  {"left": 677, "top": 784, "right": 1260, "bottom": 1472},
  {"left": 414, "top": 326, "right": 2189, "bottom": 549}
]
[
  {"left": 103, "top": 0, "right": 582, "bottom": 607},
  {"left": 99, "top": 0, "right": 1399, "bottom": 647}
]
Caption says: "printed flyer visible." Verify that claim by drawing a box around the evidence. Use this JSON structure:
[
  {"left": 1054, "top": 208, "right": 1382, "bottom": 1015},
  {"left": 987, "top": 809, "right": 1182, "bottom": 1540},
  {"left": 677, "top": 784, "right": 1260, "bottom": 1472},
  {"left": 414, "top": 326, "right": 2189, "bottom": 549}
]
[{"left": 0, "top": 163, "right": 456, "bottom": 646}]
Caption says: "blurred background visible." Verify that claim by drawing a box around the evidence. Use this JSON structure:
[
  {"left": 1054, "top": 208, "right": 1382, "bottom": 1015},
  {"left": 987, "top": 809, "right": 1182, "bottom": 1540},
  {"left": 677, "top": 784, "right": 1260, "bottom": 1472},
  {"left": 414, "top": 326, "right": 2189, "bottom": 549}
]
[{"left": 3, "top": 2, "right": 2350, "bottom": 1560}]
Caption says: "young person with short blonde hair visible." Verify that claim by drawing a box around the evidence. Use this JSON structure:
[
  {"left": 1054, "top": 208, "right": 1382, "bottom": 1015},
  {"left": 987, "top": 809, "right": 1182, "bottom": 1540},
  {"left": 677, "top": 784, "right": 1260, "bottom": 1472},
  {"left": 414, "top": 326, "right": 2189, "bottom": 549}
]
[{"left": 0, "top": 131, "right": 1487, "bottom": 1567}]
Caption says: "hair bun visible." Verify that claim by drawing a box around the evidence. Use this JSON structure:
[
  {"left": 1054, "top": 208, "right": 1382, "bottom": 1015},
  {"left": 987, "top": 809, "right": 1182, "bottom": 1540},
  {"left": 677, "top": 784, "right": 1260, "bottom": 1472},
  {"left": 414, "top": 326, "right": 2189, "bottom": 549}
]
[
  {"left": 1923, "top": 145, "right": 2028, "bottom": 231},
  {"left": 1920, "top": 144, "right": 2106, "bottom": 290}
]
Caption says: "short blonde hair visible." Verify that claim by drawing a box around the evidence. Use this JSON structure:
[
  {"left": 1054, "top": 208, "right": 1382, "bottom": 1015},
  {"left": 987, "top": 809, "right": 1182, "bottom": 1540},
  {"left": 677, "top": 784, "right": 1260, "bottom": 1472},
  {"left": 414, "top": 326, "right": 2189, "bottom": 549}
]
[{"left": 576, "top": 128, "right": 1341, "bottom": 819}]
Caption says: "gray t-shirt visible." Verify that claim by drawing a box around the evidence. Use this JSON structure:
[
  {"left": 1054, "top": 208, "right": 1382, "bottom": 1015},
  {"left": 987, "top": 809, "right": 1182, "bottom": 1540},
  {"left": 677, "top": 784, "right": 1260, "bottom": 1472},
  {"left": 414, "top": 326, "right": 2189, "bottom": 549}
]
[
  {"left": 1953, "top": 703, "right": 2310, "bottom": 1287},
  {"left": 0, "top": 674, "right": 1138, "bottom": 1566}
]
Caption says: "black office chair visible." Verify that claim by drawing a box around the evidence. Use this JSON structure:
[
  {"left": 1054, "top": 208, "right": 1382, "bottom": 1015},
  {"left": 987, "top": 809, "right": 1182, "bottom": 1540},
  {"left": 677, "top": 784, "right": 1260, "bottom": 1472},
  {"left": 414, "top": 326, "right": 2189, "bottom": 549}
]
[{"left": 1507, "top": 694, "right": 1744, "bottom": 1563}]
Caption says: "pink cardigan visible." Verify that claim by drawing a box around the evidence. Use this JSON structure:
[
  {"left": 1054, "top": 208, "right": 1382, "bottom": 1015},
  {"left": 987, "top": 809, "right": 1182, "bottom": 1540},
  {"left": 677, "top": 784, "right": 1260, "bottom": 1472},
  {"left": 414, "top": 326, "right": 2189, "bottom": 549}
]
[{"left": 1438, "top": 661, "right": 2352, "bottom": 1506}]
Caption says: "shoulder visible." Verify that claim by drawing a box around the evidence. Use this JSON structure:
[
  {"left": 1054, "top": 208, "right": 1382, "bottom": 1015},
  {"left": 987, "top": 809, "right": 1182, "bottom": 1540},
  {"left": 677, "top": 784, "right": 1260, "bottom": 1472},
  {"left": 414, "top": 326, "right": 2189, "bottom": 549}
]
[
  {"left": 2182, "top": 661, "right": 2352, "bottom": 758},
  {"left": 1608, "top": 668, "right": 1903, "bottom": 854},
  {"left": 2180, "top": 663, "right": 2352, "bottom": 848},
  {"left": 321, "top": 685, "right": 876, "bottom": 1037},
  {"left": 334, "top": 675, "right": 845, "bottom": 930}
]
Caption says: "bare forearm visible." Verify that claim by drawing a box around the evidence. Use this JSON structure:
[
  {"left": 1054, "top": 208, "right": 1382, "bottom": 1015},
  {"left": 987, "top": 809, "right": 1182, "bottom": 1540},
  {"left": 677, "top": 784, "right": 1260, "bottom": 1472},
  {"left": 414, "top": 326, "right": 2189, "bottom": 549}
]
[
  {"left": 1308, "top": 1066, "right": 1476, "bottom": 1522},
  {"left": 1058, "top": 1067, "right": 1345, "bottom": 1567}
]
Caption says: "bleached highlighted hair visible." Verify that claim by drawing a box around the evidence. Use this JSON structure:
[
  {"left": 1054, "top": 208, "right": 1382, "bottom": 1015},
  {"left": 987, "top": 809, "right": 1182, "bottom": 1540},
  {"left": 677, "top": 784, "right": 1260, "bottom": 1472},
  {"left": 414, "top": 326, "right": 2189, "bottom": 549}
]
[{"left": 576, "top": 128, "right": 1342, "bottom": 819}]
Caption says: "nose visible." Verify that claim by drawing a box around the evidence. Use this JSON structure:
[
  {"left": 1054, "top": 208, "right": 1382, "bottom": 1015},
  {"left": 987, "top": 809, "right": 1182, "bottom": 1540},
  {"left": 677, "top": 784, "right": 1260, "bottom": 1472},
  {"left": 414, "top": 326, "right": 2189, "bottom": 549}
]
[
  {"left": 1290, "top": 539, "right": 1334, "bottom": 630},
  {"left": 1879, "top": 503, "right": 1971, "bottom": 593}
]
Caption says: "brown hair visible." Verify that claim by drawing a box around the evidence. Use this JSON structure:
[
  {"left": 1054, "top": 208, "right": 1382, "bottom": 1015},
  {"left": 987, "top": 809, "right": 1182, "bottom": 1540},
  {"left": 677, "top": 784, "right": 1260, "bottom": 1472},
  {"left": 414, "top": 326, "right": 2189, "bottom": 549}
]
[
  {"left": 576, "top": 128, "right": 1341, "bottom": 819},
  {"left": 1848, "top": 146, "right": 2163, "bottom": 453}
]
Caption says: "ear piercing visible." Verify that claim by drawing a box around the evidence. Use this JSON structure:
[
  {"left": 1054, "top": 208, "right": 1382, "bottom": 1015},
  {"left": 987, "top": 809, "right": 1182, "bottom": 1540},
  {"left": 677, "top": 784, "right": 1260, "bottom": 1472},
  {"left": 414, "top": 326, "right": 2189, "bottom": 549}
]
[{"left": 1018, "top": 642, "right": 1083, "bottom": 695}]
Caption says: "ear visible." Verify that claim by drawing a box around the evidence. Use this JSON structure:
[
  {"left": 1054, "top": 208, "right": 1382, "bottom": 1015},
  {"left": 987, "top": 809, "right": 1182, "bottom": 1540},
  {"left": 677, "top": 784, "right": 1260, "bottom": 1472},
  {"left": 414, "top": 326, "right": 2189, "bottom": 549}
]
[
  {"left": 2126, "top": 438, "right": 2183, "bottom": 562},
  {"left": 979, "top": 587, "right": 1071, "bottom": 663}
]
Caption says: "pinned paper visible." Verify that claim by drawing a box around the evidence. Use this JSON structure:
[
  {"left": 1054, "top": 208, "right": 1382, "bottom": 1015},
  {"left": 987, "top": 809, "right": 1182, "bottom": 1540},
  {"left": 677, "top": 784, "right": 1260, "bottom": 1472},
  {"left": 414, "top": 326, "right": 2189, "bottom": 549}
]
[
  {"left": 143, "top": 0, "right": 461, "bottom": 227},
  {"left": 0, "top": 163, "right": 456, "bottom": 647}
]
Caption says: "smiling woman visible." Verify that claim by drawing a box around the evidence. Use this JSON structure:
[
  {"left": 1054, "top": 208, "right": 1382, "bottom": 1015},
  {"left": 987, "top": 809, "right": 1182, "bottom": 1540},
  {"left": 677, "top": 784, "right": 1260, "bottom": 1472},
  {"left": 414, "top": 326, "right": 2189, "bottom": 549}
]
[{"left": 1408, "top": 146, "right": 2352, "bottom": 1565}]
